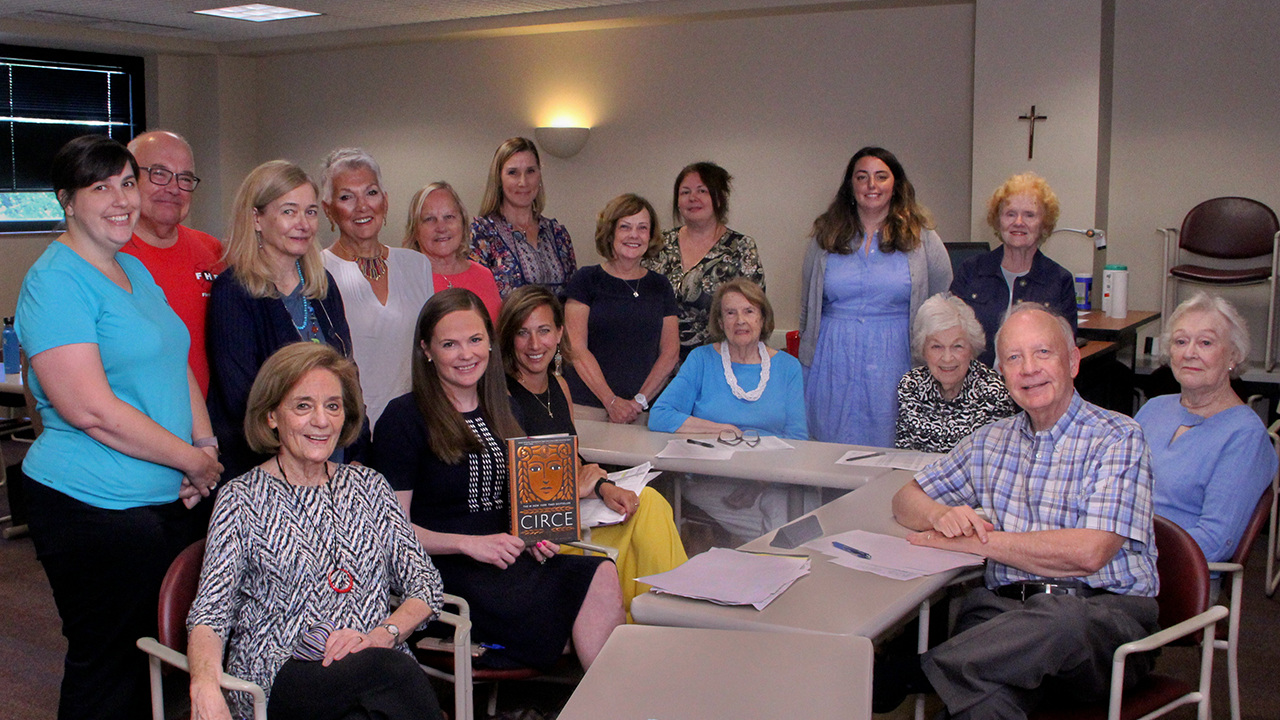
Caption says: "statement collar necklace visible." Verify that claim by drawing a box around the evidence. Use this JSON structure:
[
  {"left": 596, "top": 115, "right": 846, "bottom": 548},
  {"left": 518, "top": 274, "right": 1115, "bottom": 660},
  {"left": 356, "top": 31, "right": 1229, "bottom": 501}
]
[
  {"left": 339, "top": 240, "right": 388, "bottom": 282},
  {"left": 720, "top": 341, "right": 770, "bottom": 402}
]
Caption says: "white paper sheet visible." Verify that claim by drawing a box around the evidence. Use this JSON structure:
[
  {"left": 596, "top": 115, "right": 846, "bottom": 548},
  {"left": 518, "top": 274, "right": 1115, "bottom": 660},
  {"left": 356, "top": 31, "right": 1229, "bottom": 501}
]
[
  {"left": 835, "top": 449, "right": 946, "bottom": 472},
  {"left": 804, "top": 529, "right": 983, "bottom": 581},
  {"left": 656, "top": 439, "right": 735, "bottom": 460},
  {"left": 579, "top": 463, "right": 662, "bottom": 527},
  {"left": 638, "top": 547, "right": 811, "bottom": 610}
]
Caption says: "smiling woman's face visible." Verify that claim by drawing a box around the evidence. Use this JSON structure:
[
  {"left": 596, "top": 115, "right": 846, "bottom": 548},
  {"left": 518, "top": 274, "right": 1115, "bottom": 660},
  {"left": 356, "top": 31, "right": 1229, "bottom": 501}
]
[
  {"left": 611, "top": 208, "right": 651, "bottom": 261},
  {"left": 998, "top": 192, "right": 1044, "bottom": 250},
  {"left": 923, "top": 326, "right": 973, "bottom": 398}
]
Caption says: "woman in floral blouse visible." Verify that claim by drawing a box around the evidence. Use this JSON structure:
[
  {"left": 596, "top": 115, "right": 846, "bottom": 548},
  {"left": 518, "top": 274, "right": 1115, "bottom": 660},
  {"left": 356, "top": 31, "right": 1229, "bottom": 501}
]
[
  {"left": 644, "top": 162, "right": 765, "bottom": 360},
  {"left": 894, "top": 293, "right": 1016, "bottom": 453},
  {"left": 470, "top": 137, "right": 577, "bottom": 298}
]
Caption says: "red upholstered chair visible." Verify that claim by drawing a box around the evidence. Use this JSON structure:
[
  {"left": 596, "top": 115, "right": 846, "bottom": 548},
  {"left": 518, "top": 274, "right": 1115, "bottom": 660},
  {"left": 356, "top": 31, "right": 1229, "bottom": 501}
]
[
  {"left": 1028, "top": 516, "right": 1228, "bottom": 720},
  {"left": 136, "top": 539, "right": 268, "bottom": 720},
  {"left": 137, "top": 539, "right": 474, "bottom": 720},
  {"left": 1207, "top": 482, "right": 1277, "bottom": 720},
  {"left": 1160, "top": 197, "right": 1280, "bottom": 369}
]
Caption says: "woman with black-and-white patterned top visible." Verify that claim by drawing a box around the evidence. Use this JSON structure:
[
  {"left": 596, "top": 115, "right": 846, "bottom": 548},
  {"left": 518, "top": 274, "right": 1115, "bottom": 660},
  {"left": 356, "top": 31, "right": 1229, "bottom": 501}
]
[
  {"left": 894, "top": 293, "right": 1017, "bottom": 453},
  {"left": 187, "top": 343, "right": 443, "bottom": 720}
]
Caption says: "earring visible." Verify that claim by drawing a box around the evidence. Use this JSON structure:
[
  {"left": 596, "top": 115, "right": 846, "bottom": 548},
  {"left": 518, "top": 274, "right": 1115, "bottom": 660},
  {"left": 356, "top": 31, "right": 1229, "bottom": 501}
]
[
  {"left": 329, "top": 219, "right": 335, "bottom": 233},
  {"left": 427, "top": 356, "right": 433, "bottom": 363},
  {"left": 255, "top": 229, "right": 263, "bottom": 249},
  {"left": 554, "top": 348, "right": 563, "bottom": 376}
]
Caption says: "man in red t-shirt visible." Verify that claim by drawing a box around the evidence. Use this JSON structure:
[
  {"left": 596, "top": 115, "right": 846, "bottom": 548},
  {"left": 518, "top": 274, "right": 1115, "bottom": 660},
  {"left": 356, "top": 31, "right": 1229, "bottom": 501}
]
[{"left": 121, "top": 131, "right": 224, "bottom": 396}]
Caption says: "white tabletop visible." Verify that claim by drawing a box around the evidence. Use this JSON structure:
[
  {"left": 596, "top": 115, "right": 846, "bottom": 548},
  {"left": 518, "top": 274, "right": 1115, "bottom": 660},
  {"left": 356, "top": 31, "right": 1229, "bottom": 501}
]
[
  {"left": 575, "top": 419, "right": 893, "bottom": 490},
  {"left": 1, "top": 372, "right": 22, "bottom": 395},
  {"left": 557, "top": 625, "right": 873, "bottom": 720},
  {"left": 630, "top": 470, "right": 974, "bottom": 640}
]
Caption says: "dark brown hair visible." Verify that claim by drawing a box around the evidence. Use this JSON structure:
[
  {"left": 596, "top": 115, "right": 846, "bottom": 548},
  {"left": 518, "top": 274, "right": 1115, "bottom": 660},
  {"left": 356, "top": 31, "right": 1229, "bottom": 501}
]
[
  {"left": 672, "top": 161, "right": 732, "bottom": 225},
  {"left": 497, "top": 284, "right": 574, "bottom": 379},
  {"left": 51, "top": 135, "right": 139, "bottom": 209},
  {"left": 810, "top": 146, "right": 932, "bottom": 255},
  {"left": 410, "top": 288, "right": 523, "bottom": 464}
]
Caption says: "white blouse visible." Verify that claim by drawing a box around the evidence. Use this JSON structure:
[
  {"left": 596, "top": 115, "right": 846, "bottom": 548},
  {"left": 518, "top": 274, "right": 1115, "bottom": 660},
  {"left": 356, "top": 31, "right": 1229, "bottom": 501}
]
[{"left": 323, "top": 247, "right": 433, "bottom": 427}]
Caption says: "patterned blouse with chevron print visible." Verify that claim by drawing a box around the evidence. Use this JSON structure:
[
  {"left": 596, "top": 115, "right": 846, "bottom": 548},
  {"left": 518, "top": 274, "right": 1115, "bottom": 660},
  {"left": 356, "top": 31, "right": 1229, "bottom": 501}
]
[{"left": 188, "top": 464, "right": 443, "bottom": 718}]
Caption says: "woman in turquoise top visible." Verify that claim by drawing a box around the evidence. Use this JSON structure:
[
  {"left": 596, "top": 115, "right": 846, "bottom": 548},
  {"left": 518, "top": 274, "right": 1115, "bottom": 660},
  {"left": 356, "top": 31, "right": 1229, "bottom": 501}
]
[
  {"left": 16, "top": 135, "right": 222, "bottom": 720},
  {"left": 1135, "top": 292, "right": 1276, "bottom": 563},
  {"left": 799, "top": 147, "right": 951, "bottom": 446},
  {"left": 649, "top": 279, "right": 806, "bottom": 541}
]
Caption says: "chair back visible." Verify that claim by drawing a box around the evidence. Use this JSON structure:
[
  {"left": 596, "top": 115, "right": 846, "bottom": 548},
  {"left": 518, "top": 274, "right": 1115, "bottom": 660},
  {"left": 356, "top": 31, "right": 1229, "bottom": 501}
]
[
  {"left": 157, "top": 539, "right": 207, "bottom": 653},
  {"left": 1229, "top": 483, "right": 1275, "bottom": 566},
  {"left": 1178, "top": 197, "right": 1280, "bottom": 260},
  {"left": 1153, "top": 516, "right": 1210, "bottom": 633}
]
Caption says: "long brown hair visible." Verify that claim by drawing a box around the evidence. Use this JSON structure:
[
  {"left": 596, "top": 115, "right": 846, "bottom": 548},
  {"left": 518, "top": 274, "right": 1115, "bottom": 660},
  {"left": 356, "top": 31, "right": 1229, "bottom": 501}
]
[
  {"left": 410, "top": 288, "right": 523, "bottom": 463},
  {"left": 810, "top": 146, "right": 932, "bottom": 255},
  {"left": 478, "top": 137, "right": 545, "bottom": 218},
  {"left": 497, "top": 284, "right": 574, "bottom": 379}
]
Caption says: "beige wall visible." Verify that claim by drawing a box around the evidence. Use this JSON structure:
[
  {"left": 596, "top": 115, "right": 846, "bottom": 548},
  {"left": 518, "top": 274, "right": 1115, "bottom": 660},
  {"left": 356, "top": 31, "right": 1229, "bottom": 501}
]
[
  {"left": 1107, "top": 0, "right": 1280, "bottom": 358},
  {"left": 244, "top": 3, "right": 977, "bottom": 328}
]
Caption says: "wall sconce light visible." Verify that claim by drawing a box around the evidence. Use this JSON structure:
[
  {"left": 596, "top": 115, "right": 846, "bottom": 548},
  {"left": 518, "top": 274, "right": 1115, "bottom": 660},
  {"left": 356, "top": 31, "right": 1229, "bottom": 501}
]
[{"left": 534, "top": 126, "right": 590, "bottom": 159}]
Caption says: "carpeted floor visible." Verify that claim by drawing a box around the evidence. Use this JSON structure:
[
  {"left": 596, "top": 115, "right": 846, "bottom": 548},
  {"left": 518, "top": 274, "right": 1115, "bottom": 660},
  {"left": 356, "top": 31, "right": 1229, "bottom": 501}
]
[{"left": 4, "top": 443, "right": 1278, "bottom": 719}]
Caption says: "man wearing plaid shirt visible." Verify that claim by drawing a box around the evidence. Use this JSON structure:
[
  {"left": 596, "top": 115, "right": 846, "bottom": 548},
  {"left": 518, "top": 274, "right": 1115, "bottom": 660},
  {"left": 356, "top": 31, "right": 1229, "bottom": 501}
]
[{"left": 890, "top": 303, "right": 1160, "bottom": 720}]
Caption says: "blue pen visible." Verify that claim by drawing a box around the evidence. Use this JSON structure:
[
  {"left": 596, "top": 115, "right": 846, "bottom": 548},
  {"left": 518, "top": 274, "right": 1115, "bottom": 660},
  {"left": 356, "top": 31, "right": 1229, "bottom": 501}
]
[
  {"left": 479, "top": 642, "right": 506, "bottom": 650},
  {"left": 832, "top": 541, "right": 872, "bottom": 560}
]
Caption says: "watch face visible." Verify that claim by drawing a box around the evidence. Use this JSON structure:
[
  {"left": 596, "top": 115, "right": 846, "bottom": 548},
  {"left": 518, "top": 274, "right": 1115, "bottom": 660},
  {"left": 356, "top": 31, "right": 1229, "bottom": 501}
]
[{"left": 383, "top": 623, "right": 400, "bottom": 640}]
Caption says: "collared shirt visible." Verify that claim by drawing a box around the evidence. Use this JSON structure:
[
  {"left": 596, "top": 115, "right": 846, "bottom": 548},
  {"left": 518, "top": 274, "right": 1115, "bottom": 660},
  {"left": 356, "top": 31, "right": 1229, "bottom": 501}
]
[
  {"left": 915, "top": 392, "right": 1159, "bottom": 596},
  {"left": 470, "top": 213, "right": 577, "bottom": 298},
  {"left": 895, "top": 360, "right": 1017, "bottom": 453}
]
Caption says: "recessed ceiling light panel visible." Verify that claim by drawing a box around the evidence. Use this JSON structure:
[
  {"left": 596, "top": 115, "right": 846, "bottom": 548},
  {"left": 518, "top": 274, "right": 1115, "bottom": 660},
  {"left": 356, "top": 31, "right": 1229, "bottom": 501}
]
[{"left": 193, "top": 4, "right": 321, "bottom": 22}]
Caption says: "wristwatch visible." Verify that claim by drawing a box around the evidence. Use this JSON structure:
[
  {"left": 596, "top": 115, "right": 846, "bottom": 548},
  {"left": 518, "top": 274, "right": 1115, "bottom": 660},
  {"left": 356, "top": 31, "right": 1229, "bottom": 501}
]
[
  {"left": 377, "top": 622, "right": 401, "bottom": 644},
  {"left": 633, "top": 393, "right": 649, "bottom": 410}
]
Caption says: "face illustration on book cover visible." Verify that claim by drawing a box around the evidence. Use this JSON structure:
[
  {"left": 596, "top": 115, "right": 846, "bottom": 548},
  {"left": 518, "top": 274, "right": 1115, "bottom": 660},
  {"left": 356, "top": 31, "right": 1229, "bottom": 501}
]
[{"left": 518, "top": 442, "right": 574, "bottom": 503}]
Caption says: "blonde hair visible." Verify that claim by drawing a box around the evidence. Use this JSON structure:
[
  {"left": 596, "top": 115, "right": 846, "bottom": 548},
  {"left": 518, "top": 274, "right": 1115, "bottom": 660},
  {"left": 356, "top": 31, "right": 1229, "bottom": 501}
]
[
  {"left": 985, "top": 172, "right": 1061, "bottom": 245},
  {"left": 402, "top": 181, "right": 472, "bottom": 261},
  {"left": 224, "top": 160, "right": 328, "bottom": 299},
  {"left": 243, "top": 342, "right": 364, "bottom": 455},
  {"left": 478, "top": 137, "right": 544, "bottom": 218}
]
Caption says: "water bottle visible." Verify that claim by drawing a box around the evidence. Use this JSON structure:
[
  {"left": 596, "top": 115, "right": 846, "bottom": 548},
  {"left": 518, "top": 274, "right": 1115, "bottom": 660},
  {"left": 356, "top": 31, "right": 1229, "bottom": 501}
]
[{"left": 2, "top": 317, "right": 19, "bottom": 375}]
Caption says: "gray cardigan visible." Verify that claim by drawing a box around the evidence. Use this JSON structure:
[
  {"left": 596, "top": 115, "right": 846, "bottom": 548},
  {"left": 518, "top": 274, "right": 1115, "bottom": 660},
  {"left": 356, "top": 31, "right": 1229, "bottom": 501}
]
[{"left": 798, "top": 228, "right": 952, "bottom": 366}]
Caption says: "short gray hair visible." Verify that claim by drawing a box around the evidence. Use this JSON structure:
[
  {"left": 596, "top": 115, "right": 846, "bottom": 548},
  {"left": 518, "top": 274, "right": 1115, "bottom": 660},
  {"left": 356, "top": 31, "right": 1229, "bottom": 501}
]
[
  {"left": 1160, "top": 292, "right": 1251, "bottom": 377},
  {"left": 994, "top": 301, "right": 1075, "bottom": 366},
  {"left": 320, "top": 147, "right": 385, "bottom": 203},
  {"left": 911, "top": 293, "right": 985, "bottom": 363}
]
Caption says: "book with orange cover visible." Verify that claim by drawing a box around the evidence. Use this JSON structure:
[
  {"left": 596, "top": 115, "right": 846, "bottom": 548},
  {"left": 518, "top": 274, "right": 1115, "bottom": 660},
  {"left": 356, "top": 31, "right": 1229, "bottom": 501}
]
[{"left": 508, "top": 434, "right": 580, "bottom": 545}]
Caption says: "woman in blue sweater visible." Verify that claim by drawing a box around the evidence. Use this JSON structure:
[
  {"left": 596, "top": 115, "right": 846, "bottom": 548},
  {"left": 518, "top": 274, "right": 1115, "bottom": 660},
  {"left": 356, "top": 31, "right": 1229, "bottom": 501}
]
[{"left": 650, "top": 279, "right": 806, "bottom": 541}]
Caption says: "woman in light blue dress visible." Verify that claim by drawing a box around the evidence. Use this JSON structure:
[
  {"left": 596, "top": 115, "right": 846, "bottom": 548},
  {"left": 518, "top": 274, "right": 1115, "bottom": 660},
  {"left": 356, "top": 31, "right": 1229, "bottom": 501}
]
[{"left": 799, "top": 147, "right": 952, "bottom": 446}]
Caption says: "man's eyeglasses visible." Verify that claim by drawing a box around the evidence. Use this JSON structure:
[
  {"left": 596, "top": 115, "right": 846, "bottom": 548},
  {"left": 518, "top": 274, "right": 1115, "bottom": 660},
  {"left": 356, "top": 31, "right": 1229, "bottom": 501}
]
[
  {"left": 140, "top": 166, "right": 200, "bottom": 192},
  {"left": 717, "top": 429, "right": 761, "bottom": 447}
]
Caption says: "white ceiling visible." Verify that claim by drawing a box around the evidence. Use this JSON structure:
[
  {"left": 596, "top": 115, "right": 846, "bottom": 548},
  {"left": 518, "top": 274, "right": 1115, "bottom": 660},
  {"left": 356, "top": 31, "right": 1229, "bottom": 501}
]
[{"left": 0, "top": 0, "right": 673, "bottom": 43}]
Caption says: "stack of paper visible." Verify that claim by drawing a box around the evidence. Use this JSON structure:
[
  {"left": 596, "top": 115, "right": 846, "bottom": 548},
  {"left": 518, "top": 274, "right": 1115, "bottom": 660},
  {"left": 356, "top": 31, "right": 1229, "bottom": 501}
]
[
  {"left": 579, "top": 462, "right": 662, "bottom": 528},
  {"left": 637, "top": 547, "right": 810, "bottom": 610},
  {"left": 805, "top": 529, "right": 983, "bottom": 581}
]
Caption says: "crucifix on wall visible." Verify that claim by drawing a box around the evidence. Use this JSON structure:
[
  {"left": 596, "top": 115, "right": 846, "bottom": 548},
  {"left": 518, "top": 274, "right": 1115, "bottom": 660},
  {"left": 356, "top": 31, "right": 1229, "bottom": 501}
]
[{"left": 1017, "top": 105, "right": 1047, "bottom": 160}]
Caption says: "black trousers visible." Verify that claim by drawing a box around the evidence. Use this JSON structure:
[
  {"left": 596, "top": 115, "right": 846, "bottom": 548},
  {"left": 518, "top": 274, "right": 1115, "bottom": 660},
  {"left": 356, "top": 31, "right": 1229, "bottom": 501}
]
[
  {"left": 26, "top": 479, "right": 193, "bottom": 720},
  {"left": 269, "top": 648, "right": 444, "bottom": 720}
]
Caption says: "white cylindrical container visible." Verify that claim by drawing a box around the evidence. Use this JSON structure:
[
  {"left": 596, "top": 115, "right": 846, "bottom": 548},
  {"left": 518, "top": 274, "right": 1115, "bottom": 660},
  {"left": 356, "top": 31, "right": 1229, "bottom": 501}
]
[{"left": 1107, "top": 267, "right": 1129, "bottom": 319}]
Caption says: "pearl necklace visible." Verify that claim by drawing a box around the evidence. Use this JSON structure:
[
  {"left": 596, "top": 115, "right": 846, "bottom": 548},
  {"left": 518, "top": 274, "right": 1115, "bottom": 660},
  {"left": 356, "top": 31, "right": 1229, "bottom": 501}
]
[{"left": 720, "top": 341, "right": 770, "bottom": 402}]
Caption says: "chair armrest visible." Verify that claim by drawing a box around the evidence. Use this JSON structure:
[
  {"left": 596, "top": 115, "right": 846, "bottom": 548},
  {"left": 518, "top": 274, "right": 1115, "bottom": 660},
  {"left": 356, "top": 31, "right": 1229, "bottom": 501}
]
[
  {"left": 439, "top": 592, "right": 470, "bottom": 619},
  {"left": 136, "top": 637, "right": 268, "bottom": 708},
  {"left": 1114, "top": 605, "right": 1228, "bottom": 658},
  {"left": 567, "top": 540, "right": 619, "bottom": 560},
  {"left": 1206, "top": 561, "right": 1243, "bottom": 575}
]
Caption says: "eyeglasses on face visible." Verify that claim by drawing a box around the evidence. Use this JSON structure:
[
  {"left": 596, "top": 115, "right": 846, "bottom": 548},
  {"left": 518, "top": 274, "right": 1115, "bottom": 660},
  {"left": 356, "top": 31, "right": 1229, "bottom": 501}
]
[
  {"left": 140, "top": 165, "right": 200, "bottom": 192},
  {"left": 717, "top": 428, "right": 761, "bottom": 447}
]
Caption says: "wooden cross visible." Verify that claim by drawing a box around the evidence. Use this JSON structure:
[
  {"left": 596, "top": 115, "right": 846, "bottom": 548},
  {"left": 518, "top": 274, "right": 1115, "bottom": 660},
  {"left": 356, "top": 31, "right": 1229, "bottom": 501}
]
[{"left": 1017, "top": 105, "right": 1047, "bottom": 160}]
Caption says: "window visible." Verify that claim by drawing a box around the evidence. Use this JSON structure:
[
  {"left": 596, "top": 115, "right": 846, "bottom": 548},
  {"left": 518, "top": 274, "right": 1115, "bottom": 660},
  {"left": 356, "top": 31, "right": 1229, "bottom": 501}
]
[{"left": 0, "top": 44, "right": 146, "bottom": 233}]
